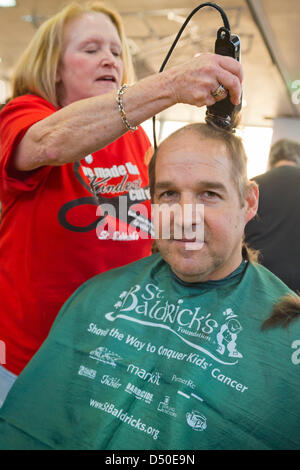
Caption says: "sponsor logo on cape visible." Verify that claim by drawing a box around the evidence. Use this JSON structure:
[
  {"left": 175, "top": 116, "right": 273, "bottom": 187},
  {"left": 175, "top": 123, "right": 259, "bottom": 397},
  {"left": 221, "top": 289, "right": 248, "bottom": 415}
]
[{"left": 104, "top": 284, "right": 243, "bottom": 366}]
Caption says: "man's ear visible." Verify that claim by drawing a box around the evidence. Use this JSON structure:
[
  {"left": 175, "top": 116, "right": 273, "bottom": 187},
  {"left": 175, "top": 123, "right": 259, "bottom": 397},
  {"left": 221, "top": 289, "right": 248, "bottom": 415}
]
[{"left": 244, "top": 181, "right": 259, "bottom": 225}]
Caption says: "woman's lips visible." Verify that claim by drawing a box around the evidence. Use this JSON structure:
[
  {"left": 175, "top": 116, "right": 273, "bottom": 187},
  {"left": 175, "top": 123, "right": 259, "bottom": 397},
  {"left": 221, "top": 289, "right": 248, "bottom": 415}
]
[{"left": 96, "top": 75, "right": 116, "bottom": 82}]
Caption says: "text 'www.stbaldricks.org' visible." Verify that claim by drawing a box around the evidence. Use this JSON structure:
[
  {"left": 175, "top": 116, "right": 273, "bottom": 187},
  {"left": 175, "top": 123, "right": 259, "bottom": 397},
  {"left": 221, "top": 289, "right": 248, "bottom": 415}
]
[{"left": 89, "top": 398, "right": 160, "bottom": 441}]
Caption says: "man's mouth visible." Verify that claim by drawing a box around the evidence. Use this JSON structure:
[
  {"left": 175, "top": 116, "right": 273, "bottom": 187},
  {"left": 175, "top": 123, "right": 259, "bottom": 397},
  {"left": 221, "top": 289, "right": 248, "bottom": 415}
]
[
  {"left": 173, "top": 238, "right": 205, "bottom": 251},
  {"left": 170, "top": 237, "right": 205, "bottom": 250},
  {"left": 173, "top": 238, "right": 197, "bottom": 243}
]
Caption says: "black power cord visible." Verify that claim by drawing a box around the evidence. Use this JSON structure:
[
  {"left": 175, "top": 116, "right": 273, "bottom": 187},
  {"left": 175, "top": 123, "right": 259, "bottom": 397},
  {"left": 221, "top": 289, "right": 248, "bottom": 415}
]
[{"left": 152, "top": 2, "right": 231, "bottom": 149}]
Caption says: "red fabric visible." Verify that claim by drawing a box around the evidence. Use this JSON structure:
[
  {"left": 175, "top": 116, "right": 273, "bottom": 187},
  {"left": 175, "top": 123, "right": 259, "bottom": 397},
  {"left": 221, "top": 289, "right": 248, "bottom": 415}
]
[{"left": 0, "top": 94, "right": 153, "bottom": 375}]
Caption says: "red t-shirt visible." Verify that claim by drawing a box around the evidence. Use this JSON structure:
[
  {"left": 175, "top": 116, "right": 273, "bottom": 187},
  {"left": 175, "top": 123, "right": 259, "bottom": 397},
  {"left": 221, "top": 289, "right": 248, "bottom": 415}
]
[{"left": 0, "top": 94, "right": 153, "bottom": 375}]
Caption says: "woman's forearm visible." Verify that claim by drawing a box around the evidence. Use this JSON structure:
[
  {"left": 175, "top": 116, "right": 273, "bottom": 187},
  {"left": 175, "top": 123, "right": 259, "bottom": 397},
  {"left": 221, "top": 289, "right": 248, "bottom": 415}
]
[
  {"left": 14, "top": 72, "right": 173, "bottom": 171},
  {"left": 14, "top": 53, "right": 242, "bottom": 171}
]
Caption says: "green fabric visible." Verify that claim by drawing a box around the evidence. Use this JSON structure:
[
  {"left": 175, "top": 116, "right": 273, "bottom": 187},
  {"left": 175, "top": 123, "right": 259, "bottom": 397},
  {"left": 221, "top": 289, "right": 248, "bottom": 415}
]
[{"left": 0, "top": 253, "right": 300, "bottom": 450}]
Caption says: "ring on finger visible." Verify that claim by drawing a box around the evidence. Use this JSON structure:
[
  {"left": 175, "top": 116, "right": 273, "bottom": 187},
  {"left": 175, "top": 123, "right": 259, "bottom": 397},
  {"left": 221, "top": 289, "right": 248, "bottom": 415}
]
[{"left": 211, "top": 84, "right": 227, "bottom": 98}]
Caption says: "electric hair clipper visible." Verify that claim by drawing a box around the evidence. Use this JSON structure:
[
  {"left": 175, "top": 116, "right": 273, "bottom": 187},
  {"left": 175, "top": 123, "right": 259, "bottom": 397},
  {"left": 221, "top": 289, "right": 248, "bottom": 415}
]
[{"left": 205, "top": 27, "right": 242, "bottom": 132}]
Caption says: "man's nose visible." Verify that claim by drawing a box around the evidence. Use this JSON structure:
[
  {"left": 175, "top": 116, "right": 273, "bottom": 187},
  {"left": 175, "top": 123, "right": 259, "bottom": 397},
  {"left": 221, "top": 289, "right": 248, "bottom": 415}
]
[
  {"left": 176, "top": 195, "right": 204, "bottom": 240},
  {"left": 179, "top": 194, "right": 199, "bottom": 225}
]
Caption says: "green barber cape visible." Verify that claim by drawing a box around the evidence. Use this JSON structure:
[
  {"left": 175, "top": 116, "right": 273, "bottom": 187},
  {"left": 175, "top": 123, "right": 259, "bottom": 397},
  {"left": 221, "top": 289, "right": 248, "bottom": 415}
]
[{"left": 0, "top": 253, "right": 300, "bottom": 450}]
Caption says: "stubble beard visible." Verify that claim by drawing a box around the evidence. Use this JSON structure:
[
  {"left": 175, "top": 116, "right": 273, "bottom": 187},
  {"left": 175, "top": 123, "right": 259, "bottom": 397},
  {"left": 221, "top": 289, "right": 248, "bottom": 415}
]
[{"left": 157, "top": 239, "right": 224, "bottom": 283}]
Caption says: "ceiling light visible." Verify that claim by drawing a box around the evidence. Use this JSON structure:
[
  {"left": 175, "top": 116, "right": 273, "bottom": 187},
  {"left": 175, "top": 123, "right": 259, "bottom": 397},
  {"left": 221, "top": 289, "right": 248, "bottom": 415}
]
[{"left": 0, "top": 0, "right": 16, "bottom": 7}]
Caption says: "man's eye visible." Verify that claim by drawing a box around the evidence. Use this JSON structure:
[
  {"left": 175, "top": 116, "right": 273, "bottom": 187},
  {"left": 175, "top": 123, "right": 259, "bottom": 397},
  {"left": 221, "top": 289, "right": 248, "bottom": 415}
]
[
  {"left": 112, "top": 50, "right": 121, "bottom": 57},
  {"left": 158, "top": 190, "right": 177, "bottom": 200},
  {"left": 85, "top": 49, "right": 97, "bottom": 54},
  {"left": 202, "top": 191, "right": 220, "bottom": 200}
]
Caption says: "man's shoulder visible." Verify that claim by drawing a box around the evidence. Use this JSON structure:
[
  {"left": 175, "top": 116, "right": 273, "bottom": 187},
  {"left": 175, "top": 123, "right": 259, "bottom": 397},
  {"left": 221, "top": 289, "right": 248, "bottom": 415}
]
[
  {"left": 251, "top": 169, "right": 275, "bottom": 186},
  {"left": 49, "top": 252, "right": 164, "bottom": 332},
  {"left": 243, "top": 262, "right": 298, "bottom": 313},
  {"left": 252, "top": 166, "right": 300, "bottom": 185},
  {"left": 74, "top": 252, "right": 163, "bottom": 295},
  {"left": 246, "top": 262, "right": 300, "bottom": 330},
  {"left": 246, "top": 261, "right": 295, "bottom": 296}
]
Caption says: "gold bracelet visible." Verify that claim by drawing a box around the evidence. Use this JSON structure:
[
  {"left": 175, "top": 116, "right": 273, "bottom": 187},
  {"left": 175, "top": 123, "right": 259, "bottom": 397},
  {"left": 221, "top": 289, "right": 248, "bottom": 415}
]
[{"left": 116, "top": 84, "right": 138, "bottom": 132}]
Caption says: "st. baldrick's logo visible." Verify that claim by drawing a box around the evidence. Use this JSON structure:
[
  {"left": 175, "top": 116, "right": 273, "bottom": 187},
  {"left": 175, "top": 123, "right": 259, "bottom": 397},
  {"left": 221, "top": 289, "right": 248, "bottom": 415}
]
[{"left": 105, "top": 284, "right": 243, "bottom": 366}]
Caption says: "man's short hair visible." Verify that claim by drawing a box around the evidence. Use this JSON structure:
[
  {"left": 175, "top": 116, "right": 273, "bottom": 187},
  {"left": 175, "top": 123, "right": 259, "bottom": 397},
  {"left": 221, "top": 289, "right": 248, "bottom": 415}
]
[
  {"left": 268, "top": 139, "right": 300, "bottom": 168},
  {"left": 149, "top": 123, "right": 252, "bottom": 207}
]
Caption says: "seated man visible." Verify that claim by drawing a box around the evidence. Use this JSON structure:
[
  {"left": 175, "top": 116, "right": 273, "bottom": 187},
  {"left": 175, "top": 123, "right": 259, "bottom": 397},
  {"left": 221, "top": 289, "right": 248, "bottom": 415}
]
[{"left": 0, "top": 123, "right": 299, "bottom": 450}]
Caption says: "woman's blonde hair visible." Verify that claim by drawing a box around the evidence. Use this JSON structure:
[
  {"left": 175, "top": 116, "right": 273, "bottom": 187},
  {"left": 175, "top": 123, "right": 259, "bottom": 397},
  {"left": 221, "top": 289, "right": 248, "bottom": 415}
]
[{"left": 11, "top": 1, "right": 135, "bottom": 107}]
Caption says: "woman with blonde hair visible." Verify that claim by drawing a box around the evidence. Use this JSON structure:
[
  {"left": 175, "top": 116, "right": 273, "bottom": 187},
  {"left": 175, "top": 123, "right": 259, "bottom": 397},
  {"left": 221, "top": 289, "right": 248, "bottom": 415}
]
[{"left": 0, "top": 1, "right": 242, "bottom": 404}]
